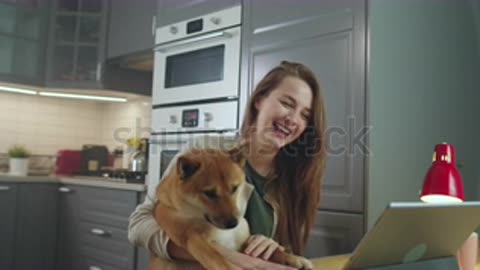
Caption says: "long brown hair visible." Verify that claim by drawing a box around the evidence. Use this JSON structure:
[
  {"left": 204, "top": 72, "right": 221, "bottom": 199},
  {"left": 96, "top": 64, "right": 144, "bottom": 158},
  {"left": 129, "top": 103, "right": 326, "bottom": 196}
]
[{"left": 240, "top": 61, "right": 327, "bottom": 254}]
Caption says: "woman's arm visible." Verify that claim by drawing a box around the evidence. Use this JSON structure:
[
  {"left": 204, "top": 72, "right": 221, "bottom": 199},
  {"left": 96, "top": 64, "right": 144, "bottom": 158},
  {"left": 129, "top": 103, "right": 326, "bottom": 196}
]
[{"left": 128, "top": 195, "right": 197, "bottom": 260}]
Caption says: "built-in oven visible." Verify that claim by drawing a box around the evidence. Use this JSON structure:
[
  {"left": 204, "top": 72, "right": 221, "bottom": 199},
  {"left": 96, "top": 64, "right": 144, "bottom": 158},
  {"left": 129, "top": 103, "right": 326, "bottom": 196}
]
[
  {"left": 152, "top": 5, "right": 242, "bottom": 106},
  {"left": 147, "top": 133, "right": 238, "bottom": 196}
]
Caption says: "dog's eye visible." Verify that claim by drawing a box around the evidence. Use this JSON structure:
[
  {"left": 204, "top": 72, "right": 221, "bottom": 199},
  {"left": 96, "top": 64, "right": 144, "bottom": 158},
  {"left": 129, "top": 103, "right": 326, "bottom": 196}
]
[
  {"left": 203, "top": 190, "right": 218, "bottom": 200},
  {"left": 231, "top": 185, "right": 238, "bottom": 194}
]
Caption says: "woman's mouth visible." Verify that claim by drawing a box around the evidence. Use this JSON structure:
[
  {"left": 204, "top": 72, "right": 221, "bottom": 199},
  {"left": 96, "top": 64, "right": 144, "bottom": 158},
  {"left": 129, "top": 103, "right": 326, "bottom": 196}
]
[{"left": 272, "top": 122, "right": 292, "bottom": 139}]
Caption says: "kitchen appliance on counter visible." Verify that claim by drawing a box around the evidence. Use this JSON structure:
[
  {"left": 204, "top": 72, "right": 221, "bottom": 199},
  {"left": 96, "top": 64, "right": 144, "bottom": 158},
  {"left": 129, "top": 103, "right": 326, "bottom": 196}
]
[
  {"left": 55, "top": 150, "right": 82, "bottom": 175},
  {"left": 129, "top": 138, "right": 149, "bottom": 173},
  {"left": 97, "top": 168, "right": 147, "bottom": 184},
  {"left": 79, "top": 145, "right": 109, "bottom": 176}
]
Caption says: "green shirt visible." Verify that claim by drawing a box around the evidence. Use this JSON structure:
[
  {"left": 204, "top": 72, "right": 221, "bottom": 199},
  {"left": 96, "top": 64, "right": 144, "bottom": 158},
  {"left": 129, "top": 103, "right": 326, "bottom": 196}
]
[{"left": 244, "top": 162, "right": 274, "bottom": 237}]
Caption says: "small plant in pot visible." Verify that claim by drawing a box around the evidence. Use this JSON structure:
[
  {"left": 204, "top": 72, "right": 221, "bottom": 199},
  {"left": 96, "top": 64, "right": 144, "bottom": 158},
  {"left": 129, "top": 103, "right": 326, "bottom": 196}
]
[{"left": 8, "top": 144, "right": 31, "bottom": 176}]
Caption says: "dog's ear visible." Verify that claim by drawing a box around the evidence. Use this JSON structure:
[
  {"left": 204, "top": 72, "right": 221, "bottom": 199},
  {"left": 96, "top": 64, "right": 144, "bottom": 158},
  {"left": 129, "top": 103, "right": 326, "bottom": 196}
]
[
  {"left": 226, "top": 146, "right": 246, "bottom": 167},
  {"left": 177, "top": 156, "right": 200, "bottom": 180}
]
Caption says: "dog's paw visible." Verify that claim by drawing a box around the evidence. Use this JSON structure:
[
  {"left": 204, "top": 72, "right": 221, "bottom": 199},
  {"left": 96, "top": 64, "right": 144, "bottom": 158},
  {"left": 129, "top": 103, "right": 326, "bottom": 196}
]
[{"left": 285, "top": 255, "right": 314, "bottom": 270}]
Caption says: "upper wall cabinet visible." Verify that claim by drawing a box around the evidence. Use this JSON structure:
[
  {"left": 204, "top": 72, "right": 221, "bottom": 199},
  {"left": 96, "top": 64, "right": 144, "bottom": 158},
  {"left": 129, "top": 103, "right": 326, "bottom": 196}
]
[
  {"left": 0, "top": 0, "right": 49, "bottom": 85},
  {"left": 243, "top": 0, "right": 366, "bottom": 213},
  {"left": 156, "top": 0, "right": 240, "bottom": 27},
  {"left": 107, "top": 0, "right": 156, "bottom": 59},
  {"left": 45, "top": 0, "right": 108, "bottom": 89}
]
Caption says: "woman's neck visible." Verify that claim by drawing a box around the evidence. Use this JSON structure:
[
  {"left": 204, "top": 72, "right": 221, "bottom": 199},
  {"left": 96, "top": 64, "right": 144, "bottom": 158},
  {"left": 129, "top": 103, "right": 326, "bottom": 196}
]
[{"left": 246, "top": 136, "right": 278, "bottom": 177}]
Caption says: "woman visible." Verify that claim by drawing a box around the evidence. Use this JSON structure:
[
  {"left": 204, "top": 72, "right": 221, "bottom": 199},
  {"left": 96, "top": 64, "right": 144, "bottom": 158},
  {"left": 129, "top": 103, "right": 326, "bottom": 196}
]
[{"left": 128, "top": 61, "right": 327, "bottom": 269}]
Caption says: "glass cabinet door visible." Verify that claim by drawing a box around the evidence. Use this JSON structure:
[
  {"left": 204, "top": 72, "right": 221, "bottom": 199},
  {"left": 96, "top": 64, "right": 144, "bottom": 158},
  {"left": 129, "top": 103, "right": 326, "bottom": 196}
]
[
  {"left": 0, "top": 3, "right": 16, "bottom": 34},
  {"left": 52, "top": 45, "right": 75, "bottom": 81},
  {"left": 78, "top": 16, "right": 99, "bottom": 43},
  {"left": 77, "top": 45, "right": 97, "bottom": 81},
  {"left": 48, "top": 0, "right": 105, "bottom": 86}
]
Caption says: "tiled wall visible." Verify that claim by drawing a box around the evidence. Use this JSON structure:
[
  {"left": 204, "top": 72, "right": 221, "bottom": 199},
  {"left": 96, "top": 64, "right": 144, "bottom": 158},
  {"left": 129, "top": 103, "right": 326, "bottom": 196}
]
[{"left": 0, "top": 91, "right": 151, "bottom": 156}]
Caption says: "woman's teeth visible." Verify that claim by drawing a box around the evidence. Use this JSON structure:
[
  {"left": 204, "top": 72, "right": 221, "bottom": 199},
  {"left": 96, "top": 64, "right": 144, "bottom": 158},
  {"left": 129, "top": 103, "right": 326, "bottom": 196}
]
[{"left": 273, "top": 122, "right": 291, "bottom": 136}]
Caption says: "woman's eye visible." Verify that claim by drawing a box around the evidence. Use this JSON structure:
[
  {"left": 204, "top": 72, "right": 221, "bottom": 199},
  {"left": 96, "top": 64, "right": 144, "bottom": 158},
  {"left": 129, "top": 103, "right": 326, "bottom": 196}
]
[
  {"left": 301, "top": 113, "right": 310, "bottom": 121},
  {"left": 280, "top": 100, "right": 294, "bottom": 108},
  {"left": 231, "top": 185, "right": 238, "bottom": 194},
  {"left": 203, "top": 190, "right": 218, "bottom": 199}
]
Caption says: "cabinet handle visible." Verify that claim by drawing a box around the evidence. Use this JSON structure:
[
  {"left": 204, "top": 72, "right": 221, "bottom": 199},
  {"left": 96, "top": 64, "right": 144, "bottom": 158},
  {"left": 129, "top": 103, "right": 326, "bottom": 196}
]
[
  {"left": 58, "top": 187, "right": 71, "bottom": 193},
  {"left": 89, "top": 266, "right": 102, "bottom": 270},
  {"left": 154, "top": 31, "right": 232, "bottom": 52},
  {"left": 0, "top": 186, "right": 10, "bottom": 191},
  {"left": 151, "top": 15, "right": 156, "bottom": 37},
  {"left": 90, "top": 228, "right": 110, "bottom": 237},
  {"left": 96, "top": 62, "right": 102, "bottom": 81}
]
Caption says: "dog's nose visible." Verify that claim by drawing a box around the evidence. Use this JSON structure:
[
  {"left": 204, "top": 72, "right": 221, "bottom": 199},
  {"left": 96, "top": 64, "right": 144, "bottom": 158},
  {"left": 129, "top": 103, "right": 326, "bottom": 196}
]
[{"left": 224, "top": 218, "right": 238, "bottom": 229}]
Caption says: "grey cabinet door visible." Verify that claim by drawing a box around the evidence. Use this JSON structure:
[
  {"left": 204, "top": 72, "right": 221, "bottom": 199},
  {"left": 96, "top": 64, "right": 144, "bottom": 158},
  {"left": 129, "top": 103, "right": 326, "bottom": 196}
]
[
  {"left": 245, "top": 0, "right": 366, "bottom": 213},
  {"left": 46, "top": 0, "right": 108, "bottom": 89},
  {"left": 157, "top": 0, "right": 240, "bottom": 26},
  {"left": 13, "top": 183, "right": 58, "bottom": 270},
  {"left": 0, "top": 183, "right": 17, "bottom": 270},
  {"left": 304, "top": 210, "right": 363, "bottom": 258},
  {"left": 107, "top": 0, "right": 156, "bottom": 58},
  {"left": 56, "top": 185, "right": 82, "bottom": 270}
]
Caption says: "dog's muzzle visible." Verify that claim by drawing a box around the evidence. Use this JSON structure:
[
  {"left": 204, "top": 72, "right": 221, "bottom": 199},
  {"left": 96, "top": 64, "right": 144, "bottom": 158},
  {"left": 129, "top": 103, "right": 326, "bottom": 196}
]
[{"left": 205, "top": 214, "right": 238, "bottom": 229}]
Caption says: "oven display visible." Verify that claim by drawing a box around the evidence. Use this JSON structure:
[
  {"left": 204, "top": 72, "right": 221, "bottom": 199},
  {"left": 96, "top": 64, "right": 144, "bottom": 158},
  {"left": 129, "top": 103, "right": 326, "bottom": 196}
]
[
  {"left": 182, "top": 109, "right": 199, "bottom": 127},
  {"left": 187, "top": 19, "right": 203, "bottom": 34}
]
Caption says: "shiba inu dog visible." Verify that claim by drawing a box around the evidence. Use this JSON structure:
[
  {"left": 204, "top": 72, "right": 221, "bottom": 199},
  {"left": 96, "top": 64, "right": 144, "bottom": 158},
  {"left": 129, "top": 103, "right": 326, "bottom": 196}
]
[{"left": 153, "top": 147, "right": 313, "bottom": 270}]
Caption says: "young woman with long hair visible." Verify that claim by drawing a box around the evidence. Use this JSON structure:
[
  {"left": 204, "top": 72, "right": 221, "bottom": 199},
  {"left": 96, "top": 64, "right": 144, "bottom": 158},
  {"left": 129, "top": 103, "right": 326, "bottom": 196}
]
[{"left": 128, "top": 61, "right": 327, "bottom": 269}]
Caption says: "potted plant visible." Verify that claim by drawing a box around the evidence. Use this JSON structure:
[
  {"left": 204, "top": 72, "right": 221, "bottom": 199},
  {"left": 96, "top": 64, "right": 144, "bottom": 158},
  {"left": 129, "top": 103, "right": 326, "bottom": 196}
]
[{"left": 8, "top": 144, "right": 31, "bottom": 176}]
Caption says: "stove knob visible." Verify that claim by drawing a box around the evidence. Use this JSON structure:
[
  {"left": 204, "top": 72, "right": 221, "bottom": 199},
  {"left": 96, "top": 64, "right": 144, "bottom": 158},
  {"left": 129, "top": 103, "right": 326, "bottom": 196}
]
[
  {"left": 169, "top": 115, "right": 178, "bottom": 124},
  {"left": 204, "top": 112, "right": 213, "bottom": 122},
  {"left": 169, "top": 26, "right": 178, "bottom": 34},
  {"left": 210, "top": 17, "right": 221, "bottom": 25}
]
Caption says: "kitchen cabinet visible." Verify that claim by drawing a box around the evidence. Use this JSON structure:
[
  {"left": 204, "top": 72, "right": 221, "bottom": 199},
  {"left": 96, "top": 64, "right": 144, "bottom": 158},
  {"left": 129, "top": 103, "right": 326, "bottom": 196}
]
[
  {"left": 0, "top": 182, "right": 58, "bottom": 270},
  {"left": 0, "top": 0, "right": 49, "bottom": 85},
  {"left": 243, "top": 0, "right": 366, "bottom": 255},
  {"left": 244, "top": 0, "right": 366, "bottom": 213},
  {"left": 45, "top": 0, "right": 108, "bottom": 89},
  {"left": 0, "top": 183, "right": 17, "bottom": 270},
  {"left": 156, "top": 0, "right": 240, "bottom": 27},
  {"left": 107, "top": 0, "right": 156, "bottom": 59},
  {"left": 56, "top": 184, "right": 138, "bottom": 270},
  {"left": 14, "top": 183, "right": 58, "bottom": 270},
  {"left": 304, "top": 211, "right": 363, "bottom": 258}
]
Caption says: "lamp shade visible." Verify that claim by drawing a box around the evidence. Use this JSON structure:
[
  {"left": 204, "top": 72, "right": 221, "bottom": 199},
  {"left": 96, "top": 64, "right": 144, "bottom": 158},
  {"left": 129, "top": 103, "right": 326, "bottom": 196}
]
[{"left": 420, "top": 143, "right": 465, "bottom": 203}]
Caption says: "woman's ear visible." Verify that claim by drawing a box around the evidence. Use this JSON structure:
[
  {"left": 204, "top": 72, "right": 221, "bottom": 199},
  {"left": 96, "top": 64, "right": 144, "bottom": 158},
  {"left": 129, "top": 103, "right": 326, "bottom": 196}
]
[{"left": 254, "top": 97, "right": 264, "bottom": 111}]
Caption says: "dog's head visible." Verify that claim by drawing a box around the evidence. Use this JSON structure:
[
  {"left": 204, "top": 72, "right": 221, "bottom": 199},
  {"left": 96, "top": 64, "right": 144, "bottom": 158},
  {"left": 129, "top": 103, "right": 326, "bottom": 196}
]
[{"left": 173, "top": 147, "right": 247, "bottom": 230}]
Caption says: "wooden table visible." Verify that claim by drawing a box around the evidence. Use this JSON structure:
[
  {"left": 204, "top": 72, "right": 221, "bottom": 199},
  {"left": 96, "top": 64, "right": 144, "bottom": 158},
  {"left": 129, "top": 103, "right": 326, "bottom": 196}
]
[{"left": 311, "top": 254, "right": 480, "bottom": 270}]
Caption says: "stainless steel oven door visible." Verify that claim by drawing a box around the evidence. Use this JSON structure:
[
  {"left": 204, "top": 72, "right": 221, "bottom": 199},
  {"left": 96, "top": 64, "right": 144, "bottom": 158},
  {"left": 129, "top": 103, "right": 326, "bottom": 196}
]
[{"left": 152, "top": 25, "right": 241, "bottom": 105}]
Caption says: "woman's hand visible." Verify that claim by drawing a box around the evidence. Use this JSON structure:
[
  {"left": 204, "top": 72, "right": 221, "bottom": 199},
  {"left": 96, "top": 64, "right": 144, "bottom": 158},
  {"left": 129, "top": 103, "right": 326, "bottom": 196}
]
[
  {"left": 215, "top": 241, "right": 296, "bottom": 270},
  {"left": 243, "top": 234, "right": 285, "bottom": 260}
]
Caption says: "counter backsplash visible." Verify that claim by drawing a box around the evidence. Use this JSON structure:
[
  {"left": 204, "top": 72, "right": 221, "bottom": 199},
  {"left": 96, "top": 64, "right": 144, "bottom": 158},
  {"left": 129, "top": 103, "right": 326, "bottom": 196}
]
[{"left": 0, "top": 153, "right": 56, "bottom": 176}]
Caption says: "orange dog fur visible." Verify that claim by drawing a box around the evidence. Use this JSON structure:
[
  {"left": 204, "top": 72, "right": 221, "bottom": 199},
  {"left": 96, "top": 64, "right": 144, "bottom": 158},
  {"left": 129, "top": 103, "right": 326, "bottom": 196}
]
[{"left": 153, "top": 147, "right": 313, "bottom": 270}]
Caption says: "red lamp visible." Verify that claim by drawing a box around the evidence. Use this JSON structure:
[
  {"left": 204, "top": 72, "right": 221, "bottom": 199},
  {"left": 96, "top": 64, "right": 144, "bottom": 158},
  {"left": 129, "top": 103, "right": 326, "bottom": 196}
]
[{"left": 420, "top": 143, "right": 465, "bottom": 203}]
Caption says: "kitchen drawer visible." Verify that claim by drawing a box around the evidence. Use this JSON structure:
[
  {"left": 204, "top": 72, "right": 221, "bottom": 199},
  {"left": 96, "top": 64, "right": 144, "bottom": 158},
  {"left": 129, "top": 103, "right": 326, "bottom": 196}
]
[
  {"left": 78, "top": 221, "right": 134, "bottom": 269},
  {"left": 77, "top": 186, "right": 137, "bottom": 229},
  {"left": 82, "top": 255, "right": 127, "bottom": 270}
]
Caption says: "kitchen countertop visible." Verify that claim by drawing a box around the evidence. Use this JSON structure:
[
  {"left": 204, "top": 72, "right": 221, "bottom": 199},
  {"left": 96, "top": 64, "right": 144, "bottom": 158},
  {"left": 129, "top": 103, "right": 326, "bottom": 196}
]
[{"left": 0, "top": 173, "right": 146, "bottom": 192}]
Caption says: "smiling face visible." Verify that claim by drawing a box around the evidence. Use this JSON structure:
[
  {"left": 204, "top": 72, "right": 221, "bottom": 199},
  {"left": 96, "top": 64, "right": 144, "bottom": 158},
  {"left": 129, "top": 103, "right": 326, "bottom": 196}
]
[{"left": 253, "top": 76, "right": 313, "bottom": 151}]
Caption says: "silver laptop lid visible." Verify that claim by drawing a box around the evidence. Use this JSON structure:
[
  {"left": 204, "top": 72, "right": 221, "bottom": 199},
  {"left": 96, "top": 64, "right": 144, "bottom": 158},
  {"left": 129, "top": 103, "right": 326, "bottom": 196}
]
[{"left": 344, "top": 202, "right": 480, "bottom": 270}]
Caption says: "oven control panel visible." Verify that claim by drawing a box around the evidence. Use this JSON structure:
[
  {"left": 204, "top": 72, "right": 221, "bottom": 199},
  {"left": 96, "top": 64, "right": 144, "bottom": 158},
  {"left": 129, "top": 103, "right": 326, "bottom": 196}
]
[
  {"left": 151, "top": 101, "right": 238, "bottom": 133},
  {"left": 182, "top": 109, "right": 199, "bottom": 127}
]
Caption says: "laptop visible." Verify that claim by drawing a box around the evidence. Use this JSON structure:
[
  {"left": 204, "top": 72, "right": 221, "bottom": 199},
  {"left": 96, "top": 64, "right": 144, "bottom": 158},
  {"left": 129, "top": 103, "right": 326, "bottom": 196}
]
[{"left": 343, "top": 202, "right": 480, "bottom": 270}]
